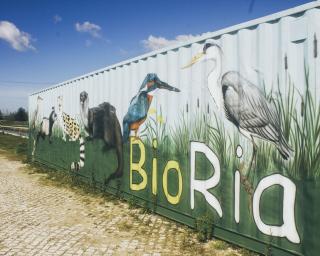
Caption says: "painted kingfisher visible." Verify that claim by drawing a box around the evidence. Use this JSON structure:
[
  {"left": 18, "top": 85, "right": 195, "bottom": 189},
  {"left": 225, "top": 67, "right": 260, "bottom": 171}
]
[{"left": 122, "top": 73, "right": 180, "bottom": 141}]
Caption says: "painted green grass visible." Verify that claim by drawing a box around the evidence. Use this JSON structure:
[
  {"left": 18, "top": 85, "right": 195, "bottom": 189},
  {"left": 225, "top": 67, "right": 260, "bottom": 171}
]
[
  {"left": 34, "top": 65, "right": 319, "bottom": 181},
  {"left": 244, "top": 67, "right": 320, "bottom": 180},
  {"left": 139, "top": 67, "right": 319, "bottom": 181},
  {"left": 140, "top": 107, "right": 172, "bottom": 156},
  {"left": 170, "top": 110, "right": 190, "bottom": 155},
  {"left": 286, "top": 68, "right": 320, "bottom": 179},
  {"left": 142, "top": 107, "right": 238, "bottom": 174}
]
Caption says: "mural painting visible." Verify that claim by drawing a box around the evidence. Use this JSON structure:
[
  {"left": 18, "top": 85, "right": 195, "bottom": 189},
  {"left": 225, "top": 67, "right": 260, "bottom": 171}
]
[
  {"left": 123, "top": 73, "right": 180, "bottom": 141},
  {"left": 79, "top": 91, "right": 123, "bottom": 183},
  {"left": 29, "top": 37, "right": 320, "bottom": 255}
]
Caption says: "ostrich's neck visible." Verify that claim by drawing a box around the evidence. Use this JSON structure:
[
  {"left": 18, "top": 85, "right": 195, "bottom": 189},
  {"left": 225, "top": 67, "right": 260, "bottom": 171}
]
[
  {"left": 34, "top": 105, "right": 39, "bottom": 117},
  {"left": 80, "top": 103, "right": 89, "bottom": 128},
  {"left": 208, "top": 57, "right": 223, "bottom": 110},
  {"left": 35, "top": 102, "right": 40, "bottom": 115},
  {"left": 57, "top": 105, "right": 63, "bottom": 120}
]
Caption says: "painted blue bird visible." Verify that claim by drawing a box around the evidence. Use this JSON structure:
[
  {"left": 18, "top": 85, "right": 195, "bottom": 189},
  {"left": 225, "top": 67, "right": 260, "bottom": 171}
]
[{"left": 123, "top": 73, "right": 180, "bottom": 141}]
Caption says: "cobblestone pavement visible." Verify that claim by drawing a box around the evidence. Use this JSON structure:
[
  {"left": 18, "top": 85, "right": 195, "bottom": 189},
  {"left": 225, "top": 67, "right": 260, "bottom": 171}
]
[{"left": 0, "top": 155, "right": 251, "bottom": 256}]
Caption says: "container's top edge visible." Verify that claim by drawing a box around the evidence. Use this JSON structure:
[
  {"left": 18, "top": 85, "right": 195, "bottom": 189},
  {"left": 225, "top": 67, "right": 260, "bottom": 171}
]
[{"left": 30, "top": 0, "right": 320, "bottom": 96}]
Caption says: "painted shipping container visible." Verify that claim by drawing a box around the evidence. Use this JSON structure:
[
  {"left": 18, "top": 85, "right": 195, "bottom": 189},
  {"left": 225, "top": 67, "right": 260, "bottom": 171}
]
[{"left": 28, "top": 2, "right": 320, "bottom": 255}]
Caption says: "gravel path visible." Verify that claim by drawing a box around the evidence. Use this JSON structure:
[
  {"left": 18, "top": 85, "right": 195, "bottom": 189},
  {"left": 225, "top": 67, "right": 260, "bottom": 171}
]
[{"left": 0, "top": 154, "right": 249, "bottom": 256}]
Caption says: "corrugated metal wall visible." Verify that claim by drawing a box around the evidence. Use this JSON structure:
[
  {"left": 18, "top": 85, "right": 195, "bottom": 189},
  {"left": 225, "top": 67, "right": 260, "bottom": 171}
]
[
  {"left": 29, "top": 2, "right": 320, "bottom": 255},
  {"left": 30, "top": 3, "right": 320, "bottom": 131}
]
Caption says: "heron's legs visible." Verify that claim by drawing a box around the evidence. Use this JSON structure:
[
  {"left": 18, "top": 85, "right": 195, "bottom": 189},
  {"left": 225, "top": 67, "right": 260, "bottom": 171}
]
[{"left": 248, "top": 138, "right": 257, "bottom": 180}]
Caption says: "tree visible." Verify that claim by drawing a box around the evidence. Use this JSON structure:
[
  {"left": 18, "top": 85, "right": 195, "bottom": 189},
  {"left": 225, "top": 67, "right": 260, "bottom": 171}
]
[
  {"left": 14, "top": 107, "right": 28, "bottom": 121},
  {"left": 6, "top": 112, "right": 15, "bottom": 121},
  {"left": 0, "top": 110, "right": 3, "bottom": 120}
]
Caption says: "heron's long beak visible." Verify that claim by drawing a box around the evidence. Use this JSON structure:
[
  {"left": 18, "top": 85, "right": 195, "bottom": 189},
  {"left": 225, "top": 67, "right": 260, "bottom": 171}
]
[
  {"left": 181, "top": 52, "right": 205, "bottom": 69},
  {"left": 157, "top": 81, "right": 180, "bottom": 92}
]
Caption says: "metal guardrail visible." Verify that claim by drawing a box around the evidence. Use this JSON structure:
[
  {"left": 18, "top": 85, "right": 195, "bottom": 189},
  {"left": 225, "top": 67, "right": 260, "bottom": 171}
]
[{"left": 0, "top": 125, "right": 29, "bottom": 138}]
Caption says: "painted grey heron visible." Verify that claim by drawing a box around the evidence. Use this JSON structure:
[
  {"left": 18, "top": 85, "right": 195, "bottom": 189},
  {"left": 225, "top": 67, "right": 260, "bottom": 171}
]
[{"left": 183, "top": 39, "right": 293, "bottom": 171}]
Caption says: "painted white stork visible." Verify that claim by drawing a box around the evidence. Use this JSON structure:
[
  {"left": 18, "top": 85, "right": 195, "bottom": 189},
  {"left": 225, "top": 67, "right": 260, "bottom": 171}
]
[
  {"left": 30, "top": 95, "right": 43, "bottom": 130},
  {"left": 183, "top": 39, "right": 293, "bottom": 170}
]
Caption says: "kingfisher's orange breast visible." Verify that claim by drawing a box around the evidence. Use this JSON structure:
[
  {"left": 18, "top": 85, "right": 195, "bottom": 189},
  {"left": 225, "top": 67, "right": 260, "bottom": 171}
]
[
  {"left": 147, "top": 94, "right": 153, "bottom": 104},
  {"left": 130, "top": 94, "right": 153, "bottom": 131},
  {"left": 130, "top": 117, "right": 147, "bottom": 130}
]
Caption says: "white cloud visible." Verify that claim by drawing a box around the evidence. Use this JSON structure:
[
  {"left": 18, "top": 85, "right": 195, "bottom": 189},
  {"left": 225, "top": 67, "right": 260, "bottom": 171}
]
[
  {"left": 0, "top": 21, "right": 35, "bottom": 51},
  {"left": 53, "top": 15, "right": 62, "bottom": 24},
  {"left": 75, "top": 21, "right": 101, "bottom": 38},
  {"left": 141, "top": 33, "right": 211, "bottom": 51}
]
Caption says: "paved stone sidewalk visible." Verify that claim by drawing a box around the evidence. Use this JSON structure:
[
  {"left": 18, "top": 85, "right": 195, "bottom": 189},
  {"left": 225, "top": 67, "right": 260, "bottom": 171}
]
[{"left": 0, "top": 155, "right": 250, "bottom": 256}]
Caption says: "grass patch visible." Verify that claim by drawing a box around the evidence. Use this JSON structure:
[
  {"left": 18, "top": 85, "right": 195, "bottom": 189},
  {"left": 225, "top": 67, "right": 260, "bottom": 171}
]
[
  {"left": 212, "top": 240, "right": 229, "bottom": 250},
  {"left": 139, "top": 200, "right": 152, "bottom": 214},
  {"left": 238, "top": 248, "right": 258, "bottom": 256},
  {"left": 195, "top": 213, "right": 214, "bottom": 242},
  {"left": 24, "top": 159, "right": 111, "bottom": 202},
  {"left": 0, "top": 133, "right": 28, "bottom": 160},
  {"left": 118, "top": 219, "right": 133, "bottom": 231},
  {"left": 225, "top": 252, "right": 239, "bottom": 256},
  {"left": 128, "top": 196, "right": 139, "bottom": 209},
  {"left": 0, "top": 120, "right": 28, "bottom": 127},
  {"left": 179, "top": 234, "right": 206, "bottom": 255}
]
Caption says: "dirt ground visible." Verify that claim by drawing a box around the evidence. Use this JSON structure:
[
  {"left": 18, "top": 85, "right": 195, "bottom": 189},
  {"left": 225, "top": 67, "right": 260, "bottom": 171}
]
[{"left": 0, "top": 153, "right": 255, "bottom": 256}]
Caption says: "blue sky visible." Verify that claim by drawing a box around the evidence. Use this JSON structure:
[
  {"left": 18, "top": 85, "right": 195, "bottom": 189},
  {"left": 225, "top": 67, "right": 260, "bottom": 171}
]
[{"left": 0, "top": 0, "right": 312, "bottom": 112}]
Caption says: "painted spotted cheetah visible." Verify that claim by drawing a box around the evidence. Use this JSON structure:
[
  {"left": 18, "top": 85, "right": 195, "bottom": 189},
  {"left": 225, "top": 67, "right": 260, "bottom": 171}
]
[{"left": 57, "top": 95, "right": 85, "bottom": 171}]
